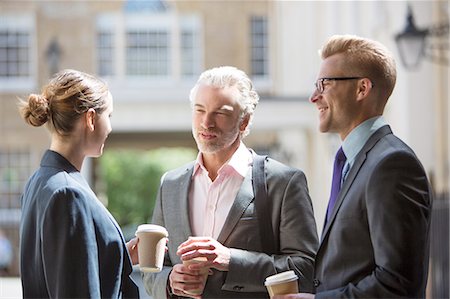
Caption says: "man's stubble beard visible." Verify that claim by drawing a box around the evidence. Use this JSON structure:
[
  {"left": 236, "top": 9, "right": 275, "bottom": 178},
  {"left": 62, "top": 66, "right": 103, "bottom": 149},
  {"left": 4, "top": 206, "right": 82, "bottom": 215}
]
[{"left": 192, "top": 126, "right": 241, "bottom": 154}]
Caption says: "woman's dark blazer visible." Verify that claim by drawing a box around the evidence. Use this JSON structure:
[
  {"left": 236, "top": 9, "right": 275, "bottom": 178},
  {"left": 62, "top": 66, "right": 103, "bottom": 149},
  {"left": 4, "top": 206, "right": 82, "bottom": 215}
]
[{"left": 20, "top": 150, "right": 139, "bottom": 298}]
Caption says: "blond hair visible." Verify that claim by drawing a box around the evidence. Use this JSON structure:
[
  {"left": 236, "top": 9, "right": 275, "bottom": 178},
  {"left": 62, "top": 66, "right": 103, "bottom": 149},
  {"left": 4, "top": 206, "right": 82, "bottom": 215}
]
[
  {"left": 19, "top": 69, "right": 109, "bottom": 135},
  {"left": 321, "top": 35, "right": 397, "bottom": 99}
]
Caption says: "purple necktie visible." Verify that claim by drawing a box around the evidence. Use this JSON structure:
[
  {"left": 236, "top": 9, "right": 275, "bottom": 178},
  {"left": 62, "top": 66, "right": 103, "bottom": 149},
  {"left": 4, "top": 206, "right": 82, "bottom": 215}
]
[{"left": 326, "top": 147, "right": 347, "bottom": 224}]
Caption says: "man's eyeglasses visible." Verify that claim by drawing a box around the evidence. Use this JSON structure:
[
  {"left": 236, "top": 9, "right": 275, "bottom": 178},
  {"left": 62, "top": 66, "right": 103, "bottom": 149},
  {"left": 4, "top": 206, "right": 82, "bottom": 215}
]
[{"left": 314, "top": 77, "right": 365, "bottom": 94}]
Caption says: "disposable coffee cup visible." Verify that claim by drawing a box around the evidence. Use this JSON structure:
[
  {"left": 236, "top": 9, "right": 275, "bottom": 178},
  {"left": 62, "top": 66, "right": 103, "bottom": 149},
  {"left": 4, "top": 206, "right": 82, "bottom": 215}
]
[
  {"left": 264, "top": 270, "right": 299, "bottom": 298},
  {"left": 135, "top": 224, "right": 168, "bottom": 273},
  {"left": 182, "top": 257, "right": 209, "bottom": 295}
]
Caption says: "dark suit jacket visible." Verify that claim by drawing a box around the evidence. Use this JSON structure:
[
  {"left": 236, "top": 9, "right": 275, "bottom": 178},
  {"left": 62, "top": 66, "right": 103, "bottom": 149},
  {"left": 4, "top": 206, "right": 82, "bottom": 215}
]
[
  {"left": 143, "top": 155, "right": 319, "bottom": 298},
  {"left": 20, "top": 150, "right": 139, "bottom": 298},
  {"left": 314, "top": 126, "right": 433, "bottom": 298}
]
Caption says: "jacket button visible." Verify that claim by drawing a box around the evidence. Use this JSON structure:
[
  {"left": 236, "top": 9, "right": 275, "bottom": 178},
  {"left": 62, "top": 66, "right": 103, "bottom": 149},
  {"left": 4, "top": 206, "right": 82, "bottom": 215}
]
[
  {"left": 313, "top": 278, "right": 320, "bottom": 287},
  {"left": 233, "top": 285, "right": 244, "bottom": 291}
]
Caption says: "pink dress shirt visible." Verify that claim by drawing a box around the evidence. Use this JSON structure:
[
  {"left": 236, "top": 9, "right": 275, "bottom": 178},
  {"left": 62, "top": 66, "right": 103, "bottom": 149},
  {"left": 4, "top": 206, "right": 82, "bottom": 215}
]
[{"left": 189, "top": 142, "right": 253, "bottom": 239}]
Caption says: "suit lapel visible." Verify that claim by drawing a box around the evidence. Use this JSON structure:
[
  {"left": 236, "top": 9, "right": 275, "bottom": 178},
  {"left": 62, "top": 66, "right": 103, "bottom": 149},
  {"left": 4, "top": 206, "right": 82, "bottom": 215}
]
[
  {"left": 320, "top": 125, "right": 393, "bottom": 242},
  {"left": 216, "top": 170, "right": 254, "bottom": 244},
  {"left": 178, "top": 165, "right": 195, "bottom": 239}
]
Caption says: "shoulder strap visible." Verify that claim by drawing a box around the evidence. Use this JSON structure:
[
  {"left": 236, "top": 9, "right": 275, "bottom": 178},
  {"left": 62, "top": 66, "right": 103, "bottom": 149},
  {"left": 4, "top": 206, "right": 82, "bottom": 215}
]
[{"left": 252, "top": 154, "right": 276, "bottom": 254}]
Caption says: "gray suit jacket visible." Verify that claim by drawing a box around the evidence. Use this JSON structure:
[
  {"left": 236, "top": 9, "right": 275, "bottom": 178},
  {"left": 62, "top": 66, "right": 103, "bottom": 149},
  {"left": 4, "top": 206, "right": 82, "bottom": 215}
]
[
  {"left": 314, "top": 126, "right": 433, "bottom": 298},
  {"left": 143, "top": 155, "right": 318, "bottom": 298},
  {"left": 20, "top": 150, "right": 139, "bottom": 298}
]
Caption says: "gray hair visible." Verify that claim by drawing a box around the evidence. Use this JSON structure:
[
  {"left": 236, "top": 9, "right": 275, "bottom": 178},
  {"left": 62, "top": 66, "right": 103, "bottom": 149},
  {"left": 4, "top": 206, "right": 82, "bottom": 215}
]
[{"left": 189, "top": 66, "right": 259, "bottom": 138}]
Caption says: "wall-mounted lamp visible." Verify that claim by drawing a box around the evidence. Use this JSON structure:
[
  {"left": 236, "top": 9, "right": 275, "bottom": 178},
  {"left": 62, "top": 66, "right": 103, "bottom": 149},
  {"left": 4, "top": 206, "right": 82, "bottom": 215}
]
[
  {"left": 395, "top": 5, "right": 449, "bottom": 69},
  {"left": 46, "top": 38, "right": 62, "bottom": 76}
]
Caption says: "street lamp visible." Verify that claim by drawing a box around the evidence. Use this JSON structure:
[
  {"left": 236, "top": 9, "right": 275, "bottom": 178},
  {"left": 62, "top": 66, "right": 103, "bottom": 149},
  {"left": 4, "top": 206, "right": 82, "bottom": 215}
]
[
  {"left": 46, "top": 38, "right": 62, "bottom": 76},
  {"left": 395, "top": 5, "right": 449, "bottom": 69}
]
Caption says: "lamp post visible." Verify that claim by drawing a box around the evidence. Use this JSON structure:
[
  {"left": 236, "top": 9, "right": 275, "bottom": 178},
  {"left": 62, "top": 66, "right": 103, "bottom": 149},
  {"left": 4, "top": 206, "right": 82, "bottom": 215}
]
[
  {"left": 395, "top": 4, "right": 449, "bottom": 69},
  {"left": 46, "top": 38, "right": 61, "bottom": 76}
]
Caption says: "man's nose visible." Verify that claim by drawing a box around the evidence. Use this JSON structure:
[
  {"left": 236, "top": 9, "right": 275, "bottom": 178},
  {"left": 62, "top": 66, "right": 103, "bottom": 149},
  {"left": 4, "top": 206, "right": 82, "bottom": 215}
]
[
  {"left": 201, "top": 113, "right": 215, "bottom": 128},
  {"left": 309, "top": 89, "right": 320, "bottom": 103}
]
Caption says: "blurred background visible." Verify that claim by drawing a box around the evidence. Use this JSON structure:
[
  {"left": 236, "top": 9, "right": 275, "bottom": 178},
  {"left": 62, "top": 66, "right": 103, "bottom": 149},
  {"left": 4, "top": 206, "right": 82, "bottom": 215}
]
[{"left": 0, "top": 0, "right": 448, "bottom": 298}]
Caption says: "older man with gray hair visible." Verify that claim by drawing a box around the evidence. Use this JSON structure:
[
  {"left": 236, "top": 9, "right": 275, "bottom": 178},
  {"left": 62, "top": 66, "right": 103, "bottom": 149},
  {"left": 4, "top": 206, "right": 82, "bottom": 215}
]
[{"left": 143, "top": 66, "right": 318, "bottom": 298}]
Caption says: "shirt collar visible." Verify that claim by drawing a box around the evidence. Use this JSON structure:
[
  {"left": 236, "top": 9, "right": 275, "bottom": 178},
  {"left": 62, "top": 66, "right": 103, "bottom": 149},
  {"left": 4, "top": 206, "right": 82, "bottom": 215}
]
[
  {"left": 193, "top": 142, "right": 252, "bottom": 178},
  {"left": 342, "top": 116, "right": 387, "bottom": 165}
]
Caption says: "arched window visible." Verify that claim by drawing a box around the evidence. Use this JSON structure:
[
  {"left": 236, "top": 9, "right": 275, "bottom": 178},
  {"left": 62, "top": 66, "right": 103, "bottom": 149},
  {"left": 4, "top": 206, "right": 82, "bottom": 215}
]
[{"left": 96, "top": 0, "right": 201, "bottom": 81}]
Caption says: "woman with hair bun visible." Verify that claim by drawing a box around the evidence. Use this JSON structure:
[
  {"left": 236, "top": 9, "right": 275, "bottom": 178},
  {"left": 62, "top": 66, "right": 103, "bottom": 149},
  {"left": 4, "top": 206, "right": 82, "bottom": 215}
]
[{"left": 19, "top": 69, "right": 140, "bottom": 298}]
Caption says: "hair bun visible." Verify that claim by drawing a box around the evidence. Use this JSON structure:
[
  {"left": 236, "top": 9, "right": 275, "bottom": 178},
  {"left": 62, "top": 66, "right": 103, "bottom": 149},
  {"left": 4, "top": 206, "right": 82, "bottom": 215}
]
[{"left": 25, "top": 93, "right": 50, "bottom": 126}]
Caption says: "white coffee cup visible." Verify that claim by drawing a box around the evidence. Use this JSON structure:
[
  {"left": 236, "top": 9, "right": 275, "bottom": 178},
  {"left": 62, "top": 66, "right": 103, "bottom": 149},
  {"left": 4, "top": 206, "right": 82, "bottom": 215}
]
[
  {"left": 264, "top": 270, "right": 299, "bottom": 298},
  {"left": 182, "top": 256, "right": 209, "bottom": 295},
  {"left": 135, "top": 224, "right": 168, "bottom": 272}
]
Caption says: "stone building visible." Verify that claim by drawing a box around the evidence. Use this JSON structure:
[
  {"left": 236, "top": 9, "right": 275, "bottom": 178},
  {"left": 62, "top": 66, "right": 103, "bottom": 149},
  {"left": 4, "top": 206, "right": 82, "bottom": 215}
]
[{"left": 0, "top": 2, "right": 448, "bottom": 295}]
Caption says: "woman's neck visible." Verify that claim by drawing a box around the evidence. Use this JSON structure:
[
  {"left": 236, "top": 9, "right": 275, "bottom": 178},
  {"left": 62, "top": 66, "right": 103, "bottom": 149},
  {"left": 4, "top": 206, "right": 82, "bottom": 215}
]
[{"left": 50, "top": 136, "right": 84, "bottom": 171}]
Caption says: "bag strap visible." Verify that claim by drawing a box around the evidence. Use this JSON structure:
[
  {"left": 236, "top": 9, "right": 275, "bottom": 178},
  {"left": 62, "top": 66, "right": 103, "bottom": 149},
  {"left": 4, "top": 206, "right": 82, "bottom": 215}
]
[{"left": 252, "top": 154, "right": 276, "bottom": 254}]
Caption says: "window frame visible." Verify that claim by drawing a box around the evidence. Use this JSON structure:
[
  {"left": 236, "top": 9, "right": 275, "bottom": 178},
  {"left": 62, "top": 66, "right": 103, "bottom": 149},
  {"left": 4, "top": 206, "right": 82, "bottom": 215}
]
[
  {"left": 0, "top": 148, "right": 32, "bottom": 210},
  {"left": 95, "top": 12, "right": 202, "bottom": 83},
  {"left": 250, "top": 15, "right": 269, "bottom": 78},
  {"left": 0, "top": 14, "right": 36, "bottom": 92}
]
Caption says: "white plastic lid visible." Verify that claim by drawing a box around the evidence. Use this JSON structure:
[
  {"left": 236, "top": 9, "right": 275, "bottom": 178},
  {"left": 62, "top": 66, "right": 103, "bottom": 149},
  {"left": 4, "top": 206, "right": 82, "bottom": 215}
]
[
  {"left": 264, "top": 270, "right": 298, "bottom": 286},
  {"left": 135, "top": 224, "right": 168, "bottom": 236}
]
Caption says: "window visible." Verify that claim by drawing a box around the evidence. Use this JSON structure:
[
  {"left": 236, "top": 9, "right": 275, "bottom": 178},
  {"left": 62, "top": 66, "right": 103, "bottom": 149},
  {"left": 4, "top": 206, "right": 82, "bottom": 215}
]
[
  {"left": 0, "top": 14, "right": 34, "bottom": 91},
  {"left": 0, "top": 149, "right": 31, "bottom": 210},
  {"left": 124, "top": 0, "right": 168, "bottom": 12},
  {"left": 96, "top": 12, "right": 201, "bottom": 81},
  {"left": 250, "top": 16, "right": 268, "bottom": 77},
  {"left": 180, "top": 15, "right": 201, "bottom": 78},
  {"left": 181, "top": 28, "right": 200, "bottom": 77},
  {"left": 0, "top": 31, "right": 30, "bottom": 78},
  {"left": 181, "top": 31, "right": 195, "bottom": 76},
  {"left": 126, "top": 30, "right": 169, "bottom": 76},
  {"left": 97, "top": 31, "right": 115, "bottom": 77}
]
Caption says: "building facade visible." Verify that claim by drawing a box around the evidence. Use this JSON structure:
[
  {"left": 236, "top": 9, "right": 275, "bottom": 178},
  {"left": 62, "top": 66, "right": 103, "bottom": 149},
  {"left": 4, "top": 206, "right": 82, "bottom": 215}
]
[{"left": 0, "top": 1, "right": 448, "bottom": 295}]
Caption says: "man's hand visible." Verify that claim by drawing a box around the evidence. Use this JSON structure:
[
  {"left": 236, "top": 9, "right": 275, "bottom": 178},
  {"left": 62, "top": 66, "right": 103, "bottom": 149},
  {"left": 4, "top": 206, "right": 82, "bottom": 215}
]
[
  {"left": 126, "top": 237, "right": 139, "bottom": 265},
  {"left": 273, "top": 293, "right": 315, "bottom": 299},
  {"left": 177, "top": 236, "right": 231, "bottom": 271},
  {"left": 169, "top": 263, "right": 207, "bottom": 298}
]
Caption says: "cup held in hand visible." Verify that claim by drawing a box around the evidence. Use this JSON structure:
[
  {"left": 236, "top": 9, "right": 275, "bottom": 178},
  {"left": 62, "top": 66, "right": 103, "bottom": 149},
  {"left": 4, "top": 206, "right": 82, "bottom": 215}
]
[
  {"left": 135, "top": 224, "right": 168, "bottom": 273},
  {"left": 182, "top": 256, "right": 209, "bottom": 295},
  {"left": 264, "top": 270, "right": 299, "bottom": 298}
]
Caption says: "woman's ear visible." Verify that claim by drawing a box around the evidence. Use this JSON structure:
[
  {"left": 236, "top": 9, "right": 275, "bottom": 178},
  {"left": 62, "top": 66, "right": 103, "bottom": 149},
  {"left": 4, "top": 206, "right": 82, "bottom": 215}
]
[{"left": 85, "top": 108, "right": 96, "bottom": 132}]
